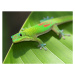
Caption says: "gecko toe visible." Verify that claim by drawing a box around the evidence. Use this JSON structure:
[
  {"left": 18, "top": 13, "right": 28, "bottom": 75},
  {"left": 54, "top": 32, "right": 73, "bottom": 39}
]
[
  {"left": 38, "top": 44, "right": 47, "bottom": 50},
  {"left": 43, "top": 47, "right": 47, "bottom": 51},
  {"left": 43, "top": 44, "right": 46, "bottom": 46},
  {"left": 63, "top": 36, "right": 65, "bottom": 40},
  {"left": 40, "top": 47, "right": 42, "bottom": 50},
  {"left": 59, "top": 30, "right": 70, "bottom": 39},
  {"left": 64, "top": 34, "right": 70, "bottom": 36},
  {"left": 59, "top": 34, "right": 62, "bottom": 38}
]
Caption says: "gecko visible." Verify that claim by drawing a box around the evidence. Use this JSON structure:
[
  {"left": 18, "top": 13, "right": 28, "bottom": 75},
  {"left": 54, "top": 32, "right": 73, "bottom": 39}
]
[{"left": 11, "top": 15, "right": 73, "bottom": 50}]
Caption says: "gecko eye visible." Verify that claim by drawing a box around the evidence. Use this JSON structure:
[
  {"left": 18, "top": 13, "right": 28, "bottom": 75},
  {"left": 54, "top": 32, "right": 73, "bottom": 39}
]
[{"left": 20, "top": 33, "right": 22, "bottom": 36}]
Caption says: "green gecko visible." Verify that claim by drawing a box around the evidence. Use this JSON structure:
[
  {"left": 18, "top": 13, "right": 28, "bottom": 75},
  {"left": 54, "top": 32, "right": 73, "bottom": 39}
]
[{"left": 11, "top": 15, "right": 73, "bottom": 50}]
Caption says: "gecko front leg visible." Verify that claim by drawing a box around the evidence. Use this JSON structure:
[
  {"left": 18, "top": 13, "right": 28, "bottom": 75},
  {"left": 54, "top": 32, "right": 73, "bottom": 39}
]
[{"left": 34, "top": 38, "right": 47, "bottom": 50}]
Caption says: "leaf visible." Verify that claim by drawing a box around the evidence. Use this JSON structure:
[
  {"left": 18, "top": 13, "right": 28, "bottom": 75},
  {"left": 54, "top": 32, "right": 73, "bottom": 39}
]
[{"left": 3, "top": 12, "right": 73, "bottom": 64}]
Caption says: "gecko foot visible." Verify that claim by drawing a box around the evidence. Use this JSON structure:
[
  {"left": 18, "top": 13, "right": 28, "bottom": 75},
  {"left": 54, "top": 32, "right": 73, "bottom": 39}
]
[
  {"left": 38, "top": 44, "right": 47, "bottom": 51},
  {"left": 59, "top": 29, "right": 70, "bottom": 40}
]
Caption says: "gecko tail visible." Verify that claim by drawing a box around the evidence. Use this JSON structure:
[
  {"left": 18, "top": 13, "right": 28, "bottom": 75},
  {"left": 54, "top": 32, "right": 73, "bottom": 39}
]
[{"left": 55, "top": 15, "right": 73, "bottom": 25}]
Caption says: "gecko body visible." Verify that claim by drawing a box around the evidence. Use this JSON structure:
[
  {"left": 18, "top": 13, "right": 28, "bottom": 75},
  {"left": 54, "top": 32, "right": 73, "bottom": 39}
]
[{"left": 11, "top": 15, "right": 73, "bottom": 50}]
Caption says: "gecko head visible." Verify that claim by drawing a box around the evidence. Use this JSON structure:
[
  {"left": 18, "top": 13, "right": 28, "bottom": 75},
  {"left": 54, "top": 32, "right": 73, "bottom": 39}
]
[{"left": 11, "top": 32, "right": 32, "bottom": 43}]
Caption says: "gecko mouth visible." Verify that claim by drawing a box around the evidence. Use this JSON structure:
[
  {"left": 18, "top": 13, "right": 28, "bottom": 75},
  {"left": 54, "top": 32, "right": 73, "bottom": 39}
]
[
  {"left": 12, "top": 37, "right": 19, "bottom": 40},
  {"left": 12, "top": 37, "right": 32, "bottom": 43}
]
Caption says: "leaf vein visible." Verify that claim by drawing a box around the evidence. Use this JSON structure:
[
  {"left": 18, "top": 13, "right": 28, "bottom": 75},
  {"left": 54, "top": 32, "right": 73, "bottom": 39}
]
[
  {"left": 30, "top": 49, "right": 43, "bottom": 64},
  {"left": 45, "top": 47, "right": 65, "bottom": 63}
]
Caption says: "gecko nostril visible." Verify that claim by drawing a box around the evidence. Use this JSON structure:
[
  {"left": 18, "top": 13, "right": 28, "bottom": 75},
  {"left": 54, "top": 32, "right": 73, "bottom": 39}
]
[{"left": 11, "top": 36, "right": 12, "bottom": 38}]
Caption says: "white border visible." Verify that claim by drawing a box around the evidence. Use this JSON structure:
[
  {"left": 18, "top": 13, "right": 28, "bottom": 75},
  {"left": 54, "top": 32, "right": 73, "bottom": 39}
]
[{"left": 0, "top": 0, "right": 75, "bottom": 75}]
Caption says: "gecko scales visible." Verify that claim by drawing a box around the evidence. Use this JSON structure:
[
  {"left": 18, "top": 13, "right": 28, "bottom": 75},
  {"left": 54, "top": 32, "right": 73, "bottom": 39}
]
[{"left": 11, "top": 16, "right": 73, "bottom": 50}]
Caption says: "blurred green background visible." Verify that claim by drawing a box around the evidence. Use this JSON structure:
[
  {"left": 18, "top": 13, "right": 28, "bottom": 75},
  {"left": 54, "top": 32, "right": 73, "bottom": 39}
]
[{"left": 2, "top": 12, "right": 31, "bottom": 62}]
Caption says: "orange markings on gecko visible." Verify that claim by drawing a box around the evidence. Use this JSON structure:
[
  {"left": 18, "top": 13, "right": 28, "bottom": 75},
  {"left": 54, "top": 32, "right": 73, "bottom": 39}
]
[
  {"left": 38, "top": 21, "right": 52, "bottom": 27},
  {"left": 13, "top": 38, "right": 17, "bottom": 40},
  {"left": 44, "top": 24, "right": 50, "bottom": 27},
  {"left": 14, "top": 35, "right": 17, "bottom": 37}
]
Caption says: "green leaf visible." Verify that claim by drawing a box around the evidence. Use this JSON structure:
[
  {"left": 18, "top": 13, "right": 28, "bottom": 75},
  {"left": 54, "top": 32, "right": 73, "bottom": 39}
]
[{"left": 3, "top": 12, "right": 73, "bottom": 64}]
